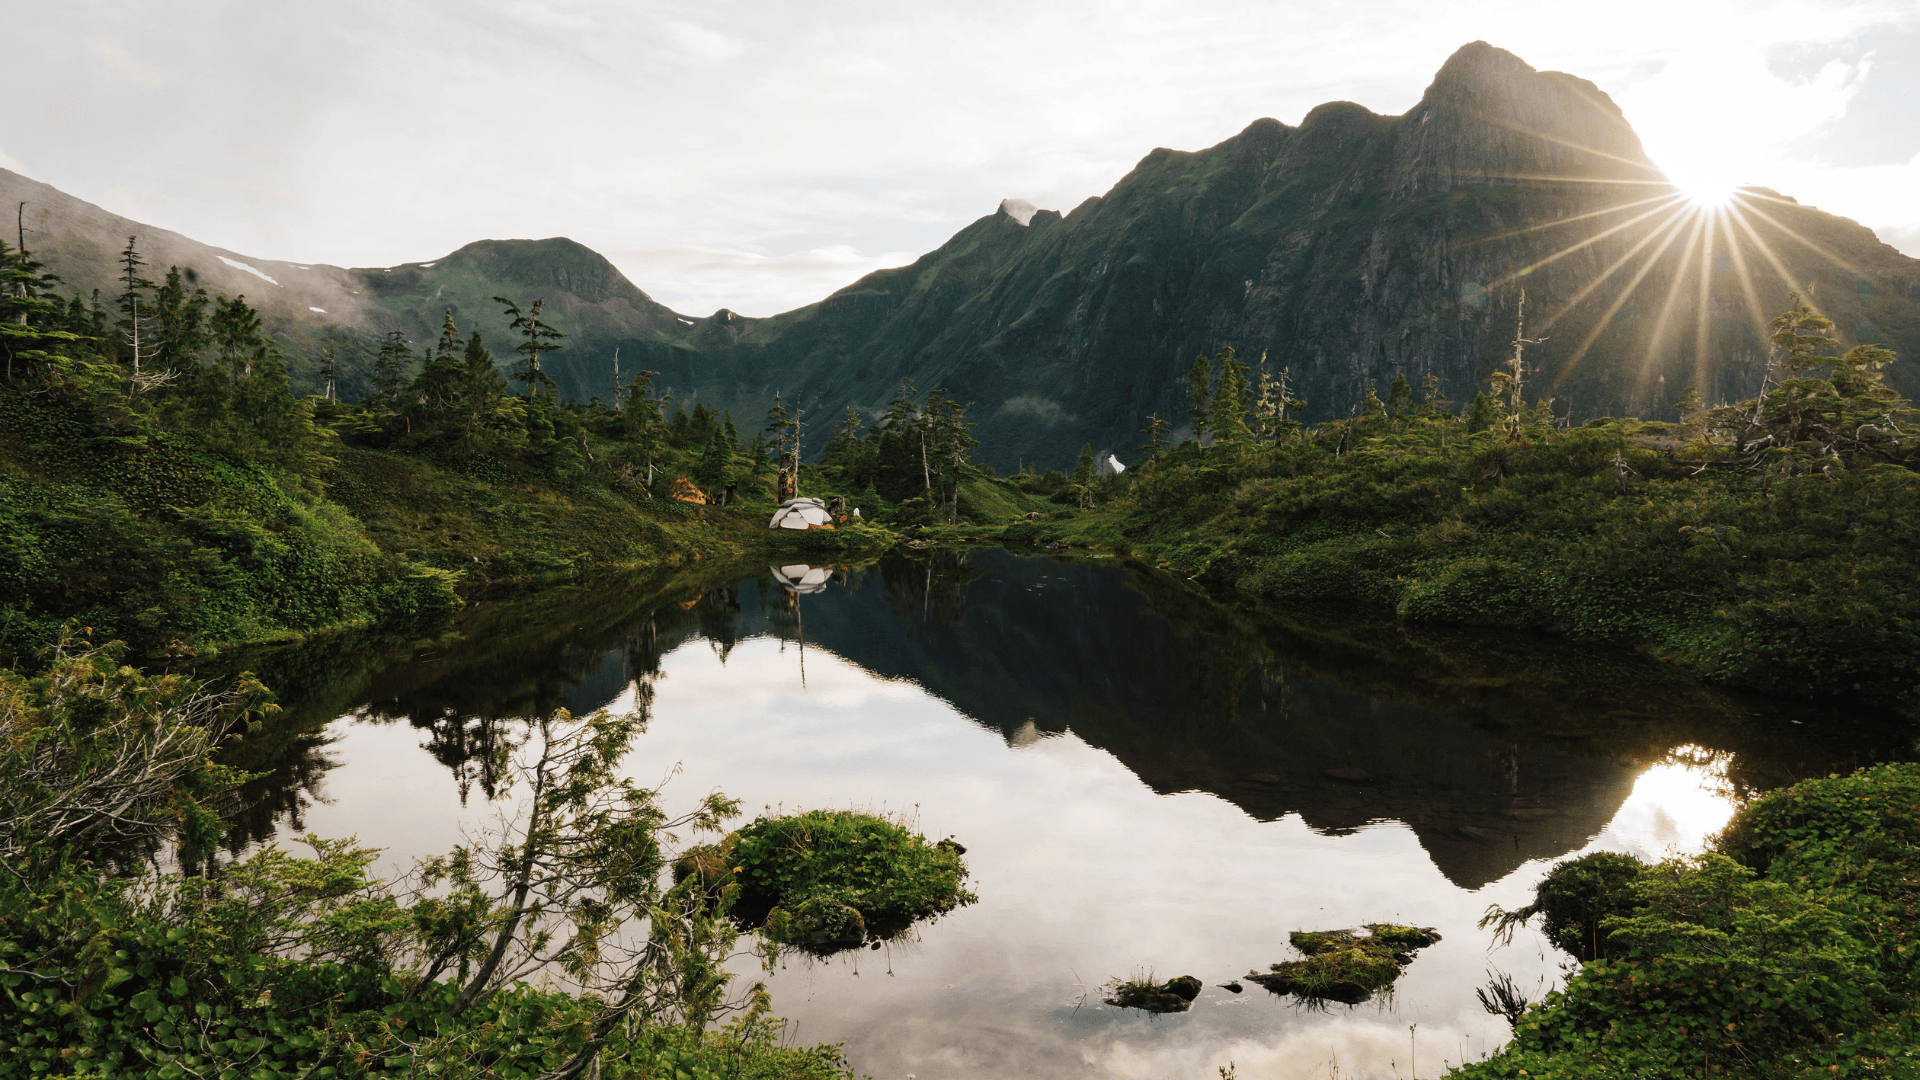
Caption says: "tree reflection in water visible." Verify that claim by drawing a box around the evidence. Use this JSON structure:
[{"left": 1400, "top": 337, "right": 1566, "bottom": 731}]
[{"left": 213, "top": 548, "right": 1915, "bottom": 886}]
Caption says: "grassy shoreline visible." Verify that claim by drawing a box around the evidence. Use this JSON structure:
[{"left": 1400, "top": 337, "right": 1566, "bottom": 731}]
[
  {"left": 1, "top": 389, "right": 897, "bottom": 668},
  {"left": 914, "top": 419, "right": 1920, "bottom": 717}
]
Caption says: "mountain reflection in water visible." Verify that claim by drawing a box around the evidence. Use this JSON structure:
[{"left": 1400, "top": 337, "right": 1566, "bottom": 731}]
[{"left": 210, "top": 547, "right": 1913, "bottom": 1076}]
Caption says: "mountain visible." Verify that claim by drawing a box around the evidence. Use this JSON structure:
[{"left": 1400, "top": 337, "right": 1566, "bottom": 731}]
[
  {"left": 691, "top": 40, "right": 1920, "bottom": 467},
  {"left": 0, "top": 169, "right": 709, "bottom": 405},
  {"left": 10, "top": 40, "right": 1920, "bottom": 468}
]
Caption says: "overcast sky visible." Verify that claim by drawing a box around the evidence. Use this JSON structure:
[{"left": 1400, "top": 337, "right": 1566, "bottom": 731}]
[{"left": 6, "top": 0, "right": 1917, "bottom": 316}]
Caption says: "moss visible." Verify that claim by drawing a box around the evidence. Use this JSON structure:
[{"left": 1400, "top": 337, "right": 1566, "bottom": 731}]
[
  {"left": 678, "top": 810, "right": 976, "bottom": 956},
  {"left": 1246, "top": 925, "right": 1441, "bottom": 1005},
  {"left": 1104, "top": 973, "right": 1203, "bottom": 1013}
]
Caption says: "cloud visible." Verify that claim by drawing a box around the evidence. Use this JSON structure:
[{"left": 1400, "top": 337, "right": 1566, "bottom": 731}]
[
  {"left": 1879, "top": 223, "right": 1920, "bottom": 258},
  {"left": 660, "top": 20, "right": 747, "bottom": 62},
  {"left": 5, "top": 0, "right": 1917, "bottom": 315},
  {"left": 0, "top": 145, "right": 24, "bottom": 175},
  {"left": 88, "top": 37, "right": 172, "bottom": 88}
]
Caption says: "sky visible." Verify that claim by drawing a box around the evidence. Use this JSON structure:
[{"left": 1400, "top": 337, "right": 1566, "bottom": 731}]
[{"left": 5, "top": 0, "right": 1918, "bottom": 317}]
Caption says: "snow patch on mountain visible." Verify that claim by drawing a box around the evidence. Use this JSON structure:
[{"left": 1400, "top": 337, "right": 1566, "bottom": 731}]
[
  {"left": 309, "top": 307, "right": 326, "bottom": 313},
  {"left": 217, "top": 256, "right": 280, "bottom": 286}
]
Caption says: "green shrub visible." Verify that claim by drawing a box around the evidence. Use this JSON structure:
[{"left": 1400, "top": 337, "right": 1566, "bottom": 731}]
[
  {"left": 683, "top": 810, "right": 976, "bottom": 956},
  {"left": 1452, "top": 765, "right": 1920, "bottom": 1078}
]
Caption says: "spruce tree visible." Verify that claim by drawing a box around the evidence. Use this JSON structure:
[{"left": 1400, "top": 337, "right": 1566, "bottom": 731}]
[
  {"left": 1387, "top": 371, "right": 1414, "bottom": 420},
  {"left": 318, "top": 344, "right": 339, "bottom": 403},
  {"left": 1073, "top": 443, "right": 1095, "bottom": 486},
  {"left": 493, "top": 296, "right": 564, "bottom": 399},
  {"left": 694, "top": 426, "right": 731, "bottom": 491},
  {"left": 408, "top": 308, "right": 466, "bottom": 435},
  {"left": 1769, "top": 292, "right": 1839, "bottom": 376},
  {"left": 1209, "top": 347, "right": 1250, "bottom": 446},
  {"left": 1138, "top": 414, "right": 1170, "bottom": 463},
  {"left": 115, "top": 237, "right": 156, "bottom": 381},
  {"left": 370, "top": 331, "right": 412, "bottom": 407},
  {"left": 0, "top": 240, "right": 80, "bottom": 381},
  {"left": 151, "top": 267, "right": 209, "bottom": 376},
  {"left": 1186, "top": 353, "right": 1213, "bottom": 445},
  {"left": 210, "top": 295, "right": 267, "bottom": 379}
]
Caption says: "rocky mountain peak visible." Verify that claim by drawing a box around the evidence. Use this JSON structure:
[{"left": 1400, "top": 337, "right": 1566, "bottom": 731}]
[
  {"left": 998, "top": 198, "right": 1041, "bottom": 226},
  {"left": 1392, "top": 41, "right": 1654, "bottom": 197}
]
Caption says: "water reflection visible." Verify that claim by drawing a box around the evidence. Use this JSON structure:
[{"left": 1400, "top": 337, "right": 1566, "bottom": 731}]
[{"left": 211, "top": 548, "right": 1914, "bottom": 1077}]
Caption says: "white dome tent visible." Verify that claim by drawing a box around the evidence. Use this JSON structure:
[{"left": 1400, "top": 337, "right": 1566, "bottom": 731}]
[
  {"left": 770, "top": 564, "right": 833, "bottom": 594},
  {"left": 768, "top": 497, "right": 833, "bottom": 530}
]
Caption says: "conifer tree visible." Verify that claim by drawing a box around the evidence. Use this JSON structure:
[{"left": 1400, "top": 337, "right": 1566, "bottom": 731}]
[
  {"left": 370, "top": 331, "right": 412, "bottom": 407},
  {"left": 115, "top": 237, "right": 157, "bottom": 383},
  {"left": 1186, "top": 353, "right": 1214, "bottom": 445},
  {"left": 0, "top": 240, "right": 80, "bottom": 381},
  {"left": 151, "top": 267, "right": 209, "bottom": 377},
  {"left": 1418, "top": 373, "right": 1450, "bottom": 419},
  {"left": 1137, "top": 414, "right": 1170, "bottom": 463},
  {"left": 1769, "top": 292, "right": 1839, "bottom": 377},
  {"left": 210, "top": 295, "right": 268, "bottom": 379},
  {"left": 407, "top": 308, "right": 467, "bottom": 434},
  {"left": 1253, "top": 364, "right": 1304, "bottom": 443},
  {"left": 1387, "top": 371, "right": 1414, "bottom": 420},
  {"left": 1073, "top": 443, "right": 1095, "bottom": 486},
  {"left": 493, "top": 296, "right": 565, "bottom": 400},
  {"left": 694, "top": 425, "right": 732, "bottom": 491},
  {"left": 1210, "top": 347, "right": 1251, "bottom": 447},
  {"left": 1361, "top": 385, "right": 1388, "bottom": 424},
  {"left": 618, "top": 367, "right": 666, "bottom": 487},
  {"left": 318, "top": 344, "right": 339, "bottom": 403},
  {"left": 1672, "top": 385, "right": 1704, "bottom": 422}
]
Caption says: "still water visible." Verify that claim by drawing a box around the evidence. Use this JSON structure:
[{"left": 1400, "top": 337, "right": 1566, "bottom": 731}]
[{"left": 219, "top": 548, "right": 1909, "bottom": 1079}]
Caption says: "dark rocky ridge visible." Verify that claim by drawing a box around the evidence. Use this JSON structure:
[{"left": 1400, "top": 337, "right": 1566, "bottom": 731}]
[
  {"left": 10, "top": 41, "right": 1919, "bottom": 467},
  {"left": 686, "top": 40, "right": 1920, "bottom": 467}
]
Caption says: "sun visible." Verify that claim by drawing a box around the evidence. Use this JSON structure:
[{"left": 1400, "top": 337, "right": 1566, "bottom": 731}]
[
  {"left": 1674, "top": 178, "right": 1741, "bottom": 208},
  {"left": 1656, "top": 158, "right": 1745, "bottom": 209}
]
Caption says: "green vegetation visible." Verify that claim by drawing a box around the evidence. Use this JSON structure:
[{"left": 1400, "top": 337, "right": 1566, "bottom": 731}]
[
  {"left": 1481, "top": 851, "right": 1649, "bottom": 962},
  {"left": 1245, "top": 924, "right": 1441, "bottom": 1005},
  {"left": 0, "top": 640, "right": 865, "bottom": 1079},
  {"left": 0, "top": 238, "right": 895, "bottom": 668},
  {"left": 1456, "top": 763, "right": 1920, "bottom": 1078},
  {"left": 1103, "top": 973, "right": 1202, "bottom": 1013},
  {"left": 676, "top": 810, "right": 976, "bottom": 958},
  {"left": 989, "top": 305, "right": 1920, "bottom": 713}
]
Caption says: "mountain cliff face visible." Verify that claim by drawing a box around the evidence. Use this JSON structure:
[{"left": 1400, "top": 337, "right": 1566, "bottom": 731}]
[
  {"left": 11, "top": 41, "right": 1919, "bottom": 467},
  {"left": 692, "top": 41, "right": 1920, "bottom": 466}
]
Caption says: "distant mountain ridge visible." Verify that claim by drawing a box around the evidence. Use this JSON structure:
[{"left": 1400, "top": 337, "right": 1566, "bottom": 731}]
[
  {"left": 10, "top": 40, "right": 1920, "bottom": 468},
  {"left": 0, "top": 167, "right": 723, "bottom": 404}
]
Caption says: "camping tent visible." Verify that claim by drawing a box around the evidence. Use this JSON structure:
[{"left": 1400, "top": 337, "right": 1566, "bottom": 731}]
[
  {"left": 768, "top": 497, "right": 834, "bottom": 530},
  {"left": 770, "top": 564, "right": 833, "bottom": 594}
]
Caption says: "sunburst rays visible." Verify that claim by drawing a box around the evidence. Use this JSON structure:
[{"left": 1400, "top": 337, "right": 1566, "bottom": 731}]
[{"left": 1453, "top": 116, "right": 1872, "bottom": 410}]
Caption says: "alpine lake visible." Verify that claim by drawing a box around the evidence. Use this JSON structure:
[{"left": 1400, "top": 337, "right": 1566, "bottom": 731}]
[{"left": 206, "top": 546, "right": 1915, "bottom": 1080}]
